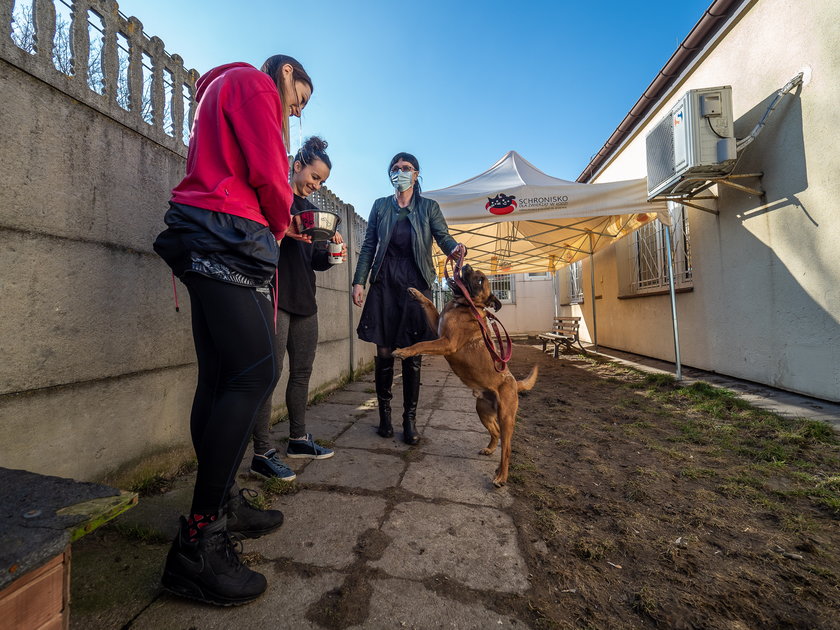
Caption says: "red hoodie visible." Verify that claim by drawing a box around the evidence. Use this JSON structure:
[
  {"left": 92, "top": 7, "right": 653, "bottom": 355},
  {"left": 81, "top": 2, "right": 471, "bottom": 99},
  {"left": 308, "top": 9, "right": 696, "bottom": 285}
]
[{"left": 171, "top": 62, "right": 292, "bottom": 240}]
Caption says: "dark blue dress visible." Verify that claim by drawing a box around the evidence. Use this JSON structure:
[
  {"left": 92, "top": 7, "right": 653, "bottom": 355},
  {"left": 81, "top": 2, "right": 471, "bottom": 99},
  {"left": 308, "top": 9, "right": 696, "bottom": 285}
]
[{"left": 357, "top": 216, "right": 436, "bottom": 348}]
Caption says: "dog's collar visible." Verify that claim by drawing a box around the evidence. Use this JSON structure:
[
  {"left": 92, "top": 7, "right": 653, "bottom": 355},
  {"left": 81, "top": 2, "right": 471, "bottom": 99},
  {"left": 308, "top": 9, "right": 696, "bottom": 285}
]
[{"left": 453, "top": 296, "right": 487, "bottom": 314}]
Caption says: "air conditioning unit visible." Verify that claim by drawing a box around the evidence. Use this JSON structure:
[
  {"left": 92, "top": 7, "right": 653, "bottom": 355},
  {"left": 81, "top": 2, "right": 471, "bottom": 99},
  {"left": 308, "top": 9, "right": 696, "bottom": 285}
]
[{"left": 645, "top": 86, "right": 736, "bottom": 199}]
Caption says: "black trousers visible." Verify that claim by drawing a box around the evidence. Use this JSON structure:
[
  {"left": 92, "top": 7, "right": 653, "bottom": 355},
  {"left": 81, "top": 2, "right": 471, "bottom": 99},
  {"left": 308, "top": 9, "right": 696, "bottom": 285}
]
[
  {"left": 252, "top": 310, "right": 319, "bottom": 453},
  {"left": 183, "top": 274, "right": 279, "bottom": 514}
]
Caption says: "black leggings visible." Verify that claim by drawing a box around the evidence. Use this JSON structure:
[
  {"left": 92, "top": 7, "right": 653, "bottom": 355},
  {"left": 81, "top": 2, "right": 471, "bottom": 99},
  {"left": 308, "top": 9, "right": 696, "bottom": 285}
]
[{"left": 183, "top": 274, "right": 279, "bottom": 514}]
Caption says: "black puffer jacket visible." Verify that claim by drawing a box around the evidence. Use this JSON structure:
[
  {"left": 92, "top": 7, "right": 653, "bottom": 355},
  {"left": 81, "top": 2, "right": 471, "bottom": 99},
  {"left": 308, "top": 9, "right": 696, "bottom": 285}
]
[{"left": 153, "top": 202, "right": 279, "bottom": 285}]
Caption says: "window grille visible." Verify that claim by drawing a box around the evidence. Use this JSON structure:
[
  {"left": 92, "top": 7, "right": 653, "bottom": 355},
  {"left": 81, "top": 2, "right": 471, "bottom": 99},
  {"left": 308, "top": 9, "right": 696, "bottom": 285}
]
[
  {"left": 631, "top": 203, "right": 692, "bottom": 293},
  {"left": 490, "top": 274, "right": 515, "bottom": 304},
  {"left": 569, "top": 260, "right": 584, "bottom": 304}
]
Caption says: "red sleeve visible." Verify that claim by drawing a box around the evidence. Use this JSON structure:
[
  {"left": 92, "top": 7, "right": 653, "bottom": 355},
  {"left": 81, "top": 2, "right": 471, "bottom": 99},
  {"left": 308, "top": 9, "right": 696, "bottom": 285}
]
[{"left": 226, "top": 86, "right": 293, "bottom": 239}]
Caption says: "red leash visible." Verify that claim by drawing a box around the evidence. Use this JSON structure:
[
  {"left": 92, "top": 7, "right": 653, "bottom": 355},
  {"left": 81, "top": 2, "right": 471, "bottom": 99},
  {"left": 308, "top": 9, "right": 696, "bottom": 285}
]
[{"left": 444, "top": 247, "right": 512, "bottom": 372}]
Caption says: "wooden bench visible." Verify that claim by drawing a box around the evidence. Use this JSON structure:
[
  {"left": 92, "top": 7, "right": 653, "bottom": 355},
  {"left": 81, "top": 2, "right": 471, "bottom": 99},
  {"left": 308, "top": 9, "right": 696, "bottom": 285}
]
[{"left": 538, "top": 316, "right": 585, "bottom": 357}]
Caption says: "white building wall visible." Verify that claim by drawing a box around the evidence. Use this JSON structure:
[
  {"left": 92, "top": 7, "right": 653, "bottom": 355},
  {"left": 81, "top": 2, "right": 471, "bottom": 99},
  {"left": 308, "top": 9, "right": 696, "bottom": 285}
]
[
  {"left": 496, "top": 274, "right": 557, "bottom": 335},
  {"left": 566, "top": 0, "right": 840, "bottom": 401}
]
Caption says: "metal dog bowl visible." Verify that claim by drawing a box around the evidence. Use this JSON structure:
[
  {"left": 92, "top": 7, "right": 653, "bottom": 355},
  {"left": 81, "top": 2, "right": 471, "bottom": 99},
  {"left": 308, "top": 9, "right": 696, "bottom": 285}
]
[{"left": 292, "top": 210, "right": 341, "bottom": 241}]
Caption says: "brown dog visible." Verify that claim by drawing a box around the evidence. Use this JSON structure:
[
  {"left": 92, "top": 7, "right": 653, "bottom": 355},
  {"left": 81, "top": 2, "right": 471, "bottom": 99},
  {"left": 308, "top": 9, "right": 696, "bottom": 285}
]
[{"left": 392, "top": 264, "right": 538, "bottom": 486}]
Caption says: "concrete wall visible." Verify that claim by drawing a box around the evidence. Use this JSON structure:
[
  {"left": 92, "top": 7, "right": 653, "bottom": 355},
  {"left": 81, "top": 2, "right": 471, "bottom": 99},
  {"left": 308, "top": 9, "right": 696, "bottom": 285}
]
[
  {"left": 562, "top": 0, "right": 840, "bottom": 401},
  {"left": 0, "top": 0, "right": 373, "bottom": 481}
]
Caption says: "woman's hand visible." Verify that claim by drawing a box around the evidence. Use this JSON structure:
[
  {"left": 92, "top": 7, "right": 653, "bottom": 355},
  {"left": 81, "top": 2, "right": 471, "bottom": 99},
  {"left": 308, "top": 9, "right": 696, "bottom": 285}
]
[
  {"left": 451, "top": 243, "right": 467, "bottom": 258},
  {"left": 352, "top": 284, "right": 365, "bottom": 307},
  {"left": 284, "top": 221, "right": 313, "bottom": 244},
  {"left": 332, "top": 232, "right": 347, "bottom": 260}
]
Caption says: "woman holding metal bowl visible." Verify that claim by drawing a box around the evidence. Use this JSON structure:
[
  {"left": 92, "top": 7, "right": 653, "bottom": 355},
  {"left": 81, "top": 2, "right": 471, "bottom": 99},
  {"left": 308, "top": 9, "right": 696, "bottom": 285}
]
[
  {"left": 352, "top": 152, "right": 464, "bottom": 445},
  {"left": 248, "top": 136, "right": 344, "bottom": 482}
]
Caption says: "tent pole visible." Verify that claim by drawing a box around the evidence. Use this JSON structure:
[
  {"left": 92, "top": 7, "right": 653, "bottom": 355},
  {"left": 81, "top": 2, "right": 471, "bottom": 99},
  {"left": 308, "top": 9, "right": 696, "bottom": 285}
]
[
  {"left": 553, "top": 270, "right": 559, "bottom": 318},
  {"left": 663, "top": 221, "right": 682, "bottom": 380},
  {"left": 588, "top": 233, "right": 598, "bottom": 351}
]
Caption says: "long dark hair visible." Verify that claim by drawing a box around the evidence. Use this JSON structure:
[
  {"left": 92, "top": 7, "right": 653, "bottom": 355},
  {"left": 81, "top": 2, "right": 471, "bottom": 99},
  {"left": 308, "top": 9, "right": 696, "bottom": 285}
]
[
  {"left": 295, "top": 136, "right": 331, "bottom": 170},
  {"left": 388, "top": 152, "right": 421, "bottom": 195},
  {"left": 260, "top": 55, "right": 313, "bottom": 148}
]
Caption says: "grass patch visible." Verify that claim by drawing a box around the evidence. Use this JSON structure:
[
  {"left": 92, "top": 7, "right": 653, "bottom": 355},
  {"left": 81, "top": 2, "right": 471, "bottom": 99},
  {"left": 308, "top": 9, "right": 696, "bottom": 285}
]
[
  {"left": 643, "top": 372, "right": 677, "bottom": 388},
  {"left": 108, "top": 521, "right": 170, "bottom": 545},
  {"left": 101, "top": 446, "right": 197, "bottom": 497},
  {"left": 264, "top": 477, "right": 300, "bottom": 496},
  {"left": 573, "top": 536, "right": 615, "bottom": 561},
  {"left": 630, "top": 585, "right": 659, "bottom": 617},
  {"left": 680, "top": 467, "right": 717, "bottom": 479}
]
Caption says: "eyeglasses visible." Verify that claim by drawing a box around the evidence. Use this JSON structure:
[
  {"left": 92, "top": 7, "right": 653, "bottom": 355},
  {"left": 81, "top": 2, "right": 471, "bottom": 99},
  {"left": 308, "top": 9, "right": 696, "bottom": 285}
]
[{"left": 390, "top": 166, "right": 415, "bottom": 174}]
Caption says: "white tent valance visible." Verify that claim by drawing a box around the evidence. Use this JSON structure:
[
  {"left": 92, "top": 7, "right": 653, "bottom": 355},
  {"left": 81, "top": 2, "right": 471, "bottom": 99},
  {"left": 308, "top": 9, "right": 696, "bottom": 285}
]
[{"left": 424, "top": 151, "right": 669, "bottom": 275}]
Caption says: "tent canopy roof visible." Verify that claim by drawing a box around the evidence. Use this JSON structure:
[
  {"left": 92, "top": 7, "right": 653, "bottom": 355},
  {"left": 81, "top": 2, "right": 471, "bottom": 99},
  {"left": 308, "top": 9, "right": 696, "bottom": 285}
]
[{"left": 423, "top": 151, "right": 668, "bottom": 276}]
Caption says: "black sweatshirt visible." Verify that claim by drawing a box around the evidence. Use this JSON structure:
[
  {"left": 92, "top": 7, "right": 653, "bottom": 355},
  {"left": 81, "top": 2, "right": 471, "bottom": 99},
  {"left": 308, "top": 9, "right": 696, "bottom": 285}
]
[{"left": 276, "top": 195, "right": 332, "bottom": 316}]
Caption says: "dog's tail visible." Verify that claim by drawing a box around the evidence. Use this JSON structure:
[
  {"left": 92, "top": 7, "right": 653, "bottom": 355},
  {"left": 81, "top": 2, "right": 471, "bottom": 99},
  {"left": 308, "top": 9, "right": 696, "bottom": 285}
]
[{"left": 516, "top": 365, "right": 538, "bottom": 392}]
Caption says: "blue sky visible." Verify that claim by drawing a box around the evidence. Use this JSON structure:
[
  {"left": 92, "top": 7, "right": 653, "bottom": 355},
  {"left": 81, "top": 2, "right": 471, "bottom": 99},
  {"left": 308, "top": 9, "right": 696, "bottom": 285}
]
[{"left": 115, "top": 0, "right": 712, "bottom": 216}]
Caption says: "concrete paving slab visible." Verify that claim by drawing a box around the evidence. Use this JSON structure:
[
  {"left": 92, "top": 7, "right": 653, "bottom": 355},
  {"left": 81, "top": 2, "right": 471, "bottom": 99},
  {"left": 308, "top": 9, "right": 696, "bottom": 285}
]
[
  {"left": 346, "top": 577, "right": 528, "bottom": 629},
  {"left": 342, "top": 380, "right": 377, "bottom": 393},
  {"left": 371, "top": 502, "right": 529, "bottom": 593},
  {"left": 247, "top": 490, "right": 388, "bottom": 569},
  {"left": 325, "top": 390, "right": 379, "bottom": 408},
  {"left": 439, "top": 385, "right": 478, "bottom": 399},
  {"left": 132, "top": 568, "right": 344, "bottom": 630},
  {"left": 299, "top": 415, "right": 353, "bottom": 443},
  {"left": 414, "top": 386, "right": 446, "bottom": 407},
  {"left": 427, "top": 408, "right": 483, "bottom": 432},
  {"left": 437, "top": 395, "right": 483, "bottom": 413},
  {"left": 401, "top": 455, "right": 512, "bottom": 508},
  {"left": 412, "top": 408, "right": 435, "bottom": 429},
  {"left": 304, "top": 401, "right": 368, "bottom": 423},
  {"left": 112, "top": 483, "right": 191, "bottom": 540},
  {"left": 420, "top": 426, "right": 493, "bottom": 460},
  {"left": 299, "top": 449, "right": 405, "bottom": 492},
  {"left": 334, "top": 413, "right": 413, "bottom": 452}
]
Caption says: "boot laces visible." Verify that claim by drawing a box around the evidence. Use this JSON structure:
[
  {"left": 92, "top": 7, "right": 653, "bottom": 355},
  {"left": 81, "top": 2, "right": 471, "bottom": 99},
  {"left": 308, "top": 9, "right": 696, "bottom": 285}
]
[
  {"left": 207, "top": 528, "right": 246, "bottom": 571},
  {"left": 238, "top": 487, "right": 261, "bottom": 511}
]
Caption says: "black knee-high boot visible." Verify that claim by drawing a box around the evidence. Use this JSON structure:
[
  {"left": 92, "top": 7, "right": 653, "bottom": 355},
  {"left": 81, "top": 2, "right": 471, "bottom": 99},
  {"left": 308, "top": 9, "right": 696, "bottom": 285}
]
[
  {"left": 375, "top": 356, "right": 394, "bottom": 437},
  {"left": 402, "top": 356, "right": 422, "bottom": 445}
]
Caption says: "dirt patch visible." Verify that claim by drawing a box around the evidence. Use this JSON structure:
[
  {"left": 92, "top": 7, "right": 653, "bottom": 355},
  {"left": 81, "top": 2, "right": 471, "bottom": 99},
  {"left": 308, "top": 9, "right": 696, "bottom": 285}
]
[
  {"left": 507, "top": 345, "right": 840, "bottom": 630},
  {"left": 306, "top": 571, "right": 373, "bottom": 629}
]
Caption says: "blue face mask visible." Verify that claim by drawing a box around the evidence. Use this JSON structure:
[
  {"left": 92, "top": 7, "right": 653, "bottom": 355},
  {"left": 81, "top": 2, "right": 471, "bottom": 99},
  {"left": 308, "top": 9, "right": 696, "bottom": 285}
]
[{"left": 390, "top": 169, "right": 414, "bottom": 192}]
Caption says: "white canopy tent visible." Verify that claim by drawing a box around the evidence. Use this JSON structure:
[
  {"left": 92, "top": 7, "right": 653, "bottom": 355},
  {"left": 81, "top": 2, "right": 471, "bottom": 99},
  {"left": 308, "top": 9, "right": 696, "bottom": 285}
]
[{"left": 423, "top": 151, "right": 683, "bottom": 377}]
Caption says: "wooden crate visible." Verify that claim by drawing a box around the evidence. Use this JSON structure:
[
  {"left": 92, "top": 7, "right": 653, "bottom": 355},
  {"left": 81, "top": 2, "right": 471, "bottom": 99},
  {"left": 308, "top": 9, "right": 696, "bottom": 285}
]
[{"left": 0, "top": 546, "right": 70, "bottom": 630}]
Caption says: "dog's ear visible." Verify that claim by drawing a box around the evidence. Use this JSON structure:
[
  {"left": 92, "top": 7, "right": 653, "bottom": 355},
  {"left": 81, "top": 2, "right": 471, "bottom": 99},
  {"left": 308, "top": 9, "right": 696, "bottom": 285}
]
[{"left": 488, "top": 293, "right": 502, "bottom": 311}]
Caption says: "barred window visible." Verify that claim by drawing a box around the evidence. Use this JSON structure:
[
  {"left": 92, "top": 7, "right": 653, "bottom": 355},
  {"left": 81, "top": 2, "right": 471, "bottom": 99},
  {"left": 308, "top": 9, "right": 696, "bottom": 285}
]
[
  {"left": 490, "top": 274, "right": 515, "bottom": 304},
  {"left": 631, "top": 203, "right": 692, "bottom": 293},
  {"left": 569, "top": 260, "right": 584, "bottom": 304}
]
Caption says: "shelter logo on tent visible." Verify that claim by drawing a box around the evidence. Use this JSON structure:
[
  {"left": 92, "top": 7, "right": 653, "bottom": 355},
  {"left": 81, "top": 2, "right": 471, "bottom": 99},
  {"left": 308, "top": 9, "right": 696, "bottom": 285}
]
[{"left": 486, "top": 193, "right": 517, "bottom": 215}]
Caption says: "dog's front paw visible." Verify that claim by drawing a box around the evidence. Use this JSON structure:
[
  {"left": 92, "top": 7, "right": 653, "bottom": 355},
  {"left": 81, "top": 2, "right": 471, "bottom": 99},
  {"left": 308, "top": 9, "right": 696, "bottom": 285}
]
[
  {"left": 391, "top": 348, "right": 408, "bottom": 359},
  {"left": 406, "top": 288, "right": 423, "bottom": 301}
]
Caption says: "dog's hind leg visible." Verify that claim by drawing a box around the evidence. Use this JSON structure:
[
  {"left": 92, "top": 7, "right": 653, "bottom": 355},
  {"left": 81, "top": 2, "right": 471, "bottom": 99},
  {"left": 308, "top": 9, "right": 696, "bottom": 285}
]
[
  {"left": 493, "top": 383, "right": 519, "bottom": 487},
  {"left": 476, "top": 392, "right": 500, "bottom": 456}
]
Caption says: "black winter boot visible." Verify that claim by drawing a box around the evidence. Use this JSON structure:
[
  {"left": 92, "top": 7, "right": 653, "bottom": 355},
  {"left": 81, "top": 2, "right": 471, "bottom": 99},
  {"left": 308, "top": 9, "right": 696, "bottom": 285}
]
[
  {"left": 226, "top": 488, "right": 284, "bottom": 539},
  {"left": 402, "top": 356, "right": 422, "bottom": 445},
  {"left": 161, "top": 514, "right": 267, "bottom": 606},
  {"left": 375, "top": 356, "right": 395, "bottom": 437}
]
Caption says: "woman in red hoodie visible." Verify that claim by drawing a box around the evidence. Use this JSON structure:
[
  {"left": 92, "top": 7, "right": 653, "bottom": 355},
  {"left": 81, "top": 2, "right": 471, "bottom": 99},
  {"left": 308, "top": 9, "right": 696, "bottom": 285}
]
[{"left": 153, "top": 54, "right": 311, "bottom": 606}]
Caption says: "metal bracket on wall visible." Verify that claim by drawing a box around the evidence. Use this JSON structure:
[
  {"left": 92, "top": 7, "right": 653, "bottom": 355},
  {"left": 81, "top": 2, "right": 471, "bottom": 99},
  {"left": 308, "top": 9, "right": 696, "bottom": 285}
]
[{"left": 650, "top": 172, "right": 764, "bottom": 215}]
